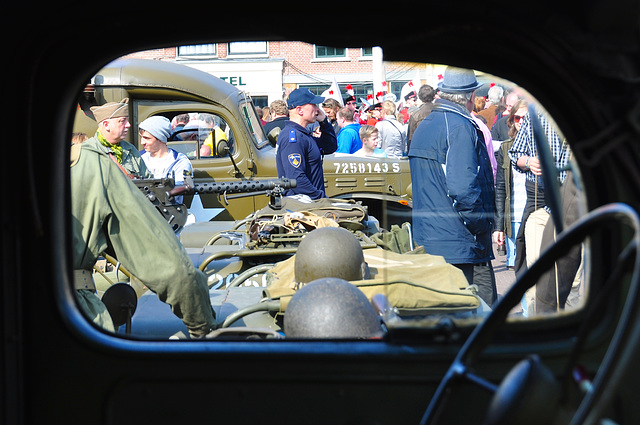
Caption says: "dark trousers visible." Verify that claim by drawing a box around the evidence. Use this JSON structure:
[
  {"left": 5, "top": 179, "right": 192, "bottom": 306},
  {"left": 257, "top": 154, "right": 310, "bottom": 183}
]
[
  {"left": 453, "top": 262, "right": 497, "bottom": 307},
  {"left": 536, "top": 172, "right": 581, "bottom": 313}
]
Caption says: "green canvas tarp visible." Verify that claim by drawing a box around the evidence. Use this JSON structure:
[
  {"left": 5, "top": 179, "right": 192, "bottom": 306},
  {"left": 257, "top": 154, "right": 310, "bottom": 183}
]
[{"left": 264, "top": 248, "right": 481, "bottom": 315}]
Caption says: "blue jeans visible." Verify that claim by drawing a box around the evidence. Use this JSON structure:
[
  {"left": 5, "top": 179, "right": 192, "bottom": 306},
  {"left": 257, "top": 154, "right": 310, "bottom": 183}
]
[{"left": 506, "top": 221, "right": 522, "bottom": 267}]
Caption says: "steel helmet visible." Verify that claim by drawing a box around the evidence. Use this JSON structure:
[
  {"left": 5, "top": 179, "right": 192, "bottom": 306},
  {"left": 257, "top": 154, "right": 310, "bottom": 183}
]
[
  {"left": 294, "top": 227, "right": 367, "bottom": 283},
  {"left": 284, "top": 278, "right": 383, "bottom": 338}
]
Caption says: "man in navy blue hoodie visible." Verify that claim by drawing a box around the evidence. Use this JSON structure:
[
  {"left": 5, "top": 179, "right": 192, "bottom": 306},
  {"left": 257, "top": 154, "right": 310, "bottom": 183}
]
[
  {"left": 408, "top": 67, "right": 497, "bottom": 306},
  {"left": 276, "top": 88, "right": 337, "bottom": 199}
]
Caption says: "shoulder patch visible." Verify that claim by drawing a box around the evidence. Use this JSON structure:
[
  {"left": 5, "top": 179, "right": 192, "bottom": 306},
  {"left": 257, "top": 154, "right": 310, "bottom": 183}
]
[
  {"left": 288, "top": 129, "right": 297, "bottom": 143},
  {"left": 70, "top": 143, "right": 82, "bottom": 167},
  {"left": 288, "top": 153, "right": 302, "bottom": 168}
]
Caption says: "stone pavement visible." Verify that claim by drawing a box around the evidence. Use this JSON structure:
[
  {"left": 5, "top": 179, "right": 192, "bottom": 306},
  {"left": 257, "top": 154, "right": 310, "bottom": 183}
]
[
  {"left": 491, "top": 242, "right": 586, "bottom": 316},
  {"left": 491, "top": 242, "right": 522, "bottom": 313}
]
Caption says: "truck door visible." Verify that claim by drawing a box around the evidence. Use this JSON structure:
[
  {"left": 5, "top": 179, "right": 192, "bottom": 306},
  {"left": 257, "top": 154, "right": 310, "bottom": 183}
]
[{"left": 135, "top": 100, "right": 257, "bottom": 220}]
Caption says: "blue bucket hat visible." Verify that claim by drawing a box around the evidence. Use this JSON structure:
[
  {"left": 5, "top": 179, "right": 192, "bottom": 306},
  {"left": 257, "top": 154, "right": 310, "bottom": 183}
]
[
  {"left": 437, "top": 67, "right": 484, "bottom": 94},
  {"left": 287, "top": 88, "right": 325, "bottom": 109}
]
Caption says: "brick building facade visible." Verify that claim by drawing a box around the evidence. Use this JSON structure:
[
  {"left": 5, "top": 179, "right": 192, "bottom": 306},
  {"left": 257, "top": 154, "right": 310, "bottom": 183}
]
[{"left": 126, "top": 41, "right": 445, "bottom": 108}]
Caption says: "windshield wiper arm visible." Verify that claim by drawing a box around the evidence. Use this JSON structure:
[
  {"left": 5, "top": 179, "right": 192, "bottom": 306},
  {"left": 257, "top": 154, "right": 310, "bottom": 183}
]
[{"left": 529, "top": 104, "right": 564, "bottom": 233}]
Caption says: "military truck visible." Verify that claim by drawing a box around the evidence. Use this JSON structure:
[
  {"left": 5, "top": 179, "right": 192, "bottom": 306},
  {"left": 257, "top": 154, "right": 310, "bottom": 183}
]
[{"left": 74, "top": 58, "right": 412, "bottom": 224}]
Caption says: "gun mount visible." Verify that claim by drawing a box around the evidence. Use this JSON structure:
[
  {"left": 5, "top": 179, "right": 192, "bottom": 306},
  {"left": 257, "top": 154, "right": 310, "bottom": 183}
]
[{"left": 134, "top": 177, "right": 189, "bottom": 232}]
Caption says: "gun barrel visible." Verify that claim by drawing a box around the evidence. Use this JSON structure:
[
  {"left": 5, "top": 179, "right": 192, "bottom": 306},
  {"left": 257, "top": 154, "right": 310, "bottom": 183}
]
[{"left": 193, "top": 178, "right": 296, "bottom": 194}]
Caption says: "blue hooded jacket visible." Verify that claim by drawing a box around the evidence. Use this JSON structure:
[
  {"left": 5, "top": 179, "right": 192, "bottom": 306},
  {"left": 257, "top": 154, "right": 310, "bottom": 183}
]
[
  {"left": 336, "top": 123, "right": 362, "bottom": 154},
  {"left": 408, "top": 99, "right": 495, "bottom": 264}
]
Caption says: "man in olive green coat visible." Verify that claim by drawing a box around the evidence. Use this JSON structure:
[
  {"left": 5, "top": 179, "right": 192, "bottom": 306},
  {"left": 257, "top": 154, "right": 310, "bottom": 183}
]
[
  {"left": 87, "top": 98, "right": 151, "bottom": 178},
  {"left": 71, "top": 99, "right": 216, "bottom": 337}
]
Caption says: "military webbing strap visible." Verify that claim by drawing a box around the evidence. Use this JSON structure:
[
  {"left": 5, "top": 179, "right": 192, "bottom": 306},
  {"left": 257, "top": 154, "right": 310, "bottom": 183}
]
[
  {"left": 73, "top": 269, "right": 96, "bottom": 292},
  {"left": 107, "top": 152, "right": 136, "bottom": 179}
]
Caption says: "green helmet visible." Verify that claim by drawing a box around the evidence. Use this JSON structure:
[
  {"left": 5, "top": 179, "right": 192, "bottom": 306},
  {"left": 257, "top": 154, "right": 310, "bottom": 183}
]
[{"left": 294, "top": 227, "right": 367, "bottom": 283}]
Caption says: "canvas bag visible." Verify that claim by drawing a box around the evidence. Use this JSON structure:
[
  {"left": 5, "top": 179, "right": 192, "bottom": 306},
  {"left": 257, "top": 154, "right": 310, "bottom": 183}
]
[{"left": 249, "top": 197, "right": 368, "bottom": 242}]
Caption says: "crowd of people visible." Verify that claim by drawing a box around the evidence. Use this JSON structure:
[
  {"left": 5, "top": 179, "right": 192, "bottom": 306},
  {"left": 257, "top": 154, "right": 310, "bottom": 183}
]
[
  {"left": 270, "top": 67, "right": 577, "bottom": 316},
  {"left": 261, "top": 83, "right": 432, "bottom": 160}
]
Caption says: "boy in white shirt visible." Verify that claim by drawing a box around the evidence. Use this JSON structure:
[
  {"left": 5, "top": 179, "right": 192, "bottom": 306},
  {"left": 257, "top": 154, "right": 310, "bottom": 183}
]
[{"left": 139, "top": 116, "right": 193, "bottom": 203}]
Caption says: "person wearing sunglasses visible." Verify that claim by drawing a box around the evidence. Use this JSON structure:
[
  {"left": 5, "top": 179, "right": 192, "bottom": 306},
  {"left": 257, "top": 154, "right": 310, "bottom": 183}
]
[
  {"left": 508, "top": 105, "right": 572, "bottom": 315},
  {"left": 494, "top": 100, "right": 529, "bottom": 310}
]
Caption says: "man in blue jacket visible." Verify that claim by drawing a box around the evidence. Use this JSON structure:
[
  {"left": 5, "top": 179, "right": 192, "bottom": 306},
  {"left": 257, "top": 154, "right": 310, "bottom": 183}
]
[
  {"left": 276, "top": 88, "right": 337, "bottom": 199},
  {"left": 408, "top": 67, "right": 497, "bottom": 306}
]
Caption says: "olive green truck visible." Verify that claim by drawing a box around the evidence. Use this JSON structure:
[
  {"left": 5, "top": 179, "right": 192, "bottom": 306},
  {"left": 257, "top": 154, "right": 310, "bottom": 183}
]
[{"left": 74, "top": 58, "right": 412, "bottom": 224}]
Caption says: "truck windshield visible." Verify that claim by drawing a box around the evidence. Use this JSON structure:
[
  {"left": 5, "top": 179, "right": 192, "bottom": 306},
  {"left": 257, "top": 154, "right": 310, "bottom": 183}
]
[
  {"left": 241, "top": 101, "right": 270, "bottom": 149},
  {"left": 170, "top": 112, "right": 236, "bottom": 159}
]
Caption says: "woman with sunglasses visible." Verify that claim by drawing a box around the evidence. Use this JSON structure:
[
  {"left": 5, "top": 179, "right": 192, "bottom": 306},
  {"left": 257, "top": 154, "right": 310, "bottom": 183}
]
[{"left": 495, "top": 100, "right": 528, "bottom": 280}]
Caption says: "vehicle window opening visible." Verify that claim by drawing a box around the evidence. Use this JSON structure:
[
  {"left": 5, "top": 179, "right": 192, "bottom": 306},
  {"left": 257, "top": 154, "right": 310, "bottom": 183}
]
[
  {"left": 67, "top": 50, "right": 587, "bottom": 343},
  {"left": 242, "top": 102, "right": 269, "bottom": 149},
  {"left": 161, "top": 112, "right": 236, "bottom": 160}
]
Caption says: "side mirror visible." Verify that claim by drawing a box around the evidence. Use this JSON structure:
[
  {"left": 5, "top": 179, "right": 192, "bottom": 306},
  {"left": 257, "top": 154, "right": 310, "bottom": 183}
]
[{"left": 101, "top": 283, "right": 138, "bottom": 334}]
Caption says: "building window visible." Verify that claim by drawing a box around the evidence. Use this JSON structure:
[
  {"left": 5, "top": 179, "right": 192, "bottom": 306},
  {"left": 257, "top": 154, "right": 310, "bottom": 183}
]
[
  {"left": 301, "top": 85, "right": 327, "bottom": 96},
  {"left": 300, "top": 83, "right": 373, "bottom": 106},
  {"left": 346, "top": 83, "right": 373, "bottom": 103},
  {"left": 315, "top": 46, "right": 346, "bottom": 59},
  {"left": 228, "top": 42, "right": 268, "bottom": 56},
  {"left": 252, "top": 95, "right": 269, "bottom": 109},
  {"left": 390, "top": 81, "right": 409, "bottom": 102},
  {"left": 178, "top": 44, "right": 217, "bottom": 57},
  {"left": 361, "top": 47, "right": 373, "bottom": 57}
]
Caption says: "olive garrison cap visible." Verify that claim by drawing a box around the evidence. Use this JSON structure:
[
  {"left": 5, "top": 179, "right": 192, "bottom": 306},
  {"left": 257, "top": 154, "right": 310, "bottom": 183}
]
[{"left": 90, "top": 98, "right": 130, "bottom": 123}]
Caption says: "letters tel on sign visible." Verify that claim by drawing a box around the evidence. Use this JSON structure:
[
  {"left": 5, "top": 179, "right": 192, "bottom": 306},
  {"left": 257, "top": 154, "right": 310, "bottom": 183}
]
[{"left": 219, "top": 76, "right": 247, "bottom": 86}]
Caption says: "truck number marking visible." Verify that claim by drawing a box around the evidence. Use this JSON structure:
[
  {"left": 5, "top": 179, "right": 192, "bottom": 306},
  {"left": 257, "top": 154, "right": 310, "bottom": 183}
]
[{"left": 333, "top": 162, "right": 400, "bottom": 174}]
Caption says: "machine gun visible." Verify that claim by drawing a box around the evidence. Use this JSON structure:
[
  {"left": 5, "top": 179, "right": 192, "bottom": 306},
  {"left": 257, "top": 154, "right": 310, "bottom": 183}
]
[
  {"left": 134, "top": 176, "right": 297, "bottom": 232},
  {"left": 183, "top": 176, "right": 297, "bottom": 209}
]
